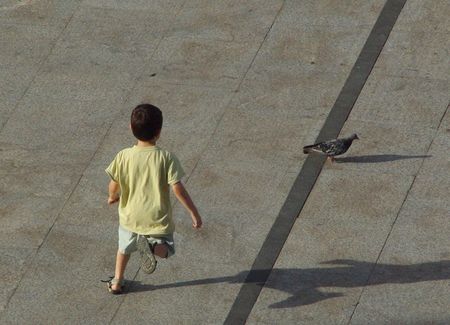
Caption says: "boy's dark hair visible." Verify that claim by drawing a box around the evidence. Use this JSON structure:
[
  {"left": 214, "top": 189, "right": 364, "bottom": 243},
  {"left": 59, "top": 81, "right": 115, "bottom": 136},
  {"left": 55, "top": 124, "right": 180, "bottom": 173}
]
[{"left": 131, "top": 104, "right": 163, "bottom": 141}]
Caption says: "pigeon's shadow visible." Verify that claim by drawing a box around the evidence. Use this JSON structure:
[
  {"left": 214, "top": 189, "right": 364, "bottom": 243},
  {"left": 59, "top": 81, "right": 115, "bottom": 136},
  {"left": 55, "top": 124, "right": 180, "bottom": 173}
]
[
  {"left": 335, "top": 154, "right": 431, "bottom": 163},
  {"left": 125, "top": 259, "right": 450, "bottom": 309}
]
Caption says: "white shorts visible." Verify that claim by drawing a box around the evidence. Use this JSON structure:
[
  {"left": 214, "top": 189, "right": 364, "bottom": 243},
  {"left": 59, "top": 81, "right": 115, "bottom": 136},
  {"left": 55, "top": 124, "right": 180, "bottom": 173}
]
[{"left": 118, "top": 225, "right": 175, "bottom": 256}]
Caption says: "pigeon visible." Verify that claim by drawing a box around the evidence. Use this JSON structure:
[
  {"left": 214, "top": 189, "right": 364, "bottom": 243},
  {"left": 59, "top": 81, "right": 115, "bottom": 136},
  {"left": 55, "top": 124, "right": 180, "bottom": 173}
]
[{"left": 303, "top": 133, "right": 359, "bottom": 162}]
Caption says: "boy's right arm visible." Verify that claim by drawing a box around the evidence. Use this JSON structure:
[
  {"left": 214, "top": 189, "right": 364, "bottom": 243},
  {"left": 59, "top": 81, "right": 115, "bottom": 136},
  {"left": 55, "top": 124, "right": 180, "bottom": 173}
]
[
  {"left": 171, "top": 182, "right": 202, "bottom": 229},
  {"left": 108, "top": 180, "right": 120, "bottom": 204}
]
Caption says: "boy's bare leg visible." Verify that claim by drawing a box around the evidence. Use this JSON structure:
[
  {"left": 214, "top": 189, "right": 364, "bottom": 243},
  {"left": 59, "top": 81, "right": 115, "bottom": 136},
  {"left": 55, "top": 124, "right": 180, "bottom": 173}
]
[
  {"left": 113, "top": 250, "right": 130, "bottom": 290},
  {"left": 154, "top": 244, "right": 168, "bottom": 258}
]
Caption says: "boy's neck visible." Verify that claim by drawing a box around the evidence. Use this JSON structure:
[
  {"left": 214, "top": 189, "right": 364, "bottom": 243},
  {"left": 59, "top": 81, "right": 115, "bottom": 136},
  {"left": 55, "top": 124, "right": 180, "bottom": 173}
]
[{"left": 136, "top": 140, "right": 157, "bottom": 147}]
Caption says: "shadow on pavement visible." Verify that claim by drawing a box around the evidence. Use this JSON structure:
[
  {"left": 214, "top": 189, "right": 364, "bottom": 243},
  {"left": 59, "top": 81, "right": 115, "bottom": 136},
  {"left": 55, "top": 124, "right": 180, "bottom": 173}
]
[
  {"left": 335, "top": 154, "right": 432, "bottom": 163},
  {"left": 127, "top": 259, "right": 450, "bottom": 308}
]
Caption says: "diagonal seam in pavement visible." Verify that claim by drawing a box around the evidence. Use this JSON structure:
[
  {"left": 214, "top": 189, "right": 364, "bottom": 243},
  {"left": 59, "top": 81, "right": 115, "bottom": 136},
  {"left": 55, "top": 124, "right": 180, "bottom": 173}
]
[
  {"left": 180, "top": 0, "right": 286, "bottom": 189},
  {"left": 1, "top": 1, "right": 85, "bottom": 314},
  {"left": 347, "top": 100, "right": 450, "bottom": 324},
  {"left": 0, "top": 3, "right": 81, "bottom": 134},
  {"left": 1, "top": 2, "right": 180, "bottom": 319},
  {"left": 109, "top": 1, "right": 287, "bottom": 322},
  {"left": 224, "top": 0, "right": 408, "bottom": 324},
  {"left": 107, "top": 1, "right": 200, "bottom": 323}
]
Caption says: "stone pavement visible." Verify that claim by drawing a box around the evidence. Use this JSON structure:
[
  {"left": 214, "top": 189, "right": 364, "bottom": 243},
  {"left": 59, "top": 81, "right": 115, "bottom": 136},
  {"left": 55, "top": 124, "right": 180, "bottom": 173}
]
[{"left": 0, "top": 0, "right": 449, "bottom": 324}]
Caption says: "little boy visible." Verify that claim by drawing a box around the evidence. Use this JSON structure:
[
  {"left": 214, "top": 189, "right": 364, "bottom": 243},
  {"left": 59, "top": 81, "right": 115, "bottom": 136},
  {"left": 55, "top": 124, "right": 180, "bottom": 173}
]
[{"left": 104, "top": 103, "right": 202, "bottom": 294}]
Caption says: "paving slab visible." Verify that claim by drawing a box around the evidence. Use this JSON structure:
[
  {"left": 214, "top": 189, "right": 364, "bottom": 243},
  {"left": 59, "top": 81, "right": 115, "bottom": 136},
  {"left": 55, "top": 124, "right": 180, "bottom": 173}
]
[
  {"left": 347, "top": 104, "right": 450, "bottom": 325},
  {"left": 27, "top": 67, "right": 131, "bottom": 102},
  {"left": 0, "top": 247, "right": 35, "bottom": 314},
  {"left": 0, "top": 142, "right": 87, "bottom": 312},
  {"left": 374, "top": 29, "right": 449, "bottom": 81},
  {"left": 0, "top": 223, "right": 140, "bottom": 324},
  {"left": 276, "top": 0, "right": 385, "bottom": 27},
  {"left": 145, "top": 35, "right": 263, "bottom": 89},
  {"left": 393, "top": 0, "right": 450, "bottom": 33},
  {"left": 417, "top": 113, "right": 450, "bottom": 179},
  {"left": 0, "top": 0, "right": 81, "bottom": 26},
  {"left": 42, "top": 6, "right": 173, "bottom": 80},
  {"left": 0, "top": 162, "right": 82, "bottom": 249},
  {"left": 0, "top": 92, "right": 118, "bottom": 152},
  {"left": 0, "top": 22, "right": 60, "bottom": 67},
  {"left": 407, "top": 121, "right": 450, "bottom": 209},
  {"left": 238, "top": 71, "right": 347, "bottom": 123},
  {"left": 438, "top": 105, "right": 450, "bottom": 130},
  {"left": 0, "top": 66, "right": 37, "bottom": 130},
  {"left": 0, "top": 143, "right": 87, "bottom": 175},
  {"left": 165, "top": 0, "right": 283, "bottom": 42},
  {"left": 348, "top": 70, "right": 450, "bottom": 129},
  {"left": 247, "top": 169, "right": 414, "bottom": 324},
  {"left": 217, "top": 94, "right": 325, "bottom": 159},
  {"left": 246, "top": 0, "right": 449, "bottom": 323},
  {"left": 0, "top": 21, "right": 61, "bottom": 129},
  {"left": 249, "top": 22, "right": 375, "bottom": 78},
  {"left": 81, "top": 0, "right": 183, "bottom": 12},
  {"left": 349, "top": 200, "right": 450, "bottom": 324},
  {"left": 55, "top": 167, "right": 118, "bottom": 229},
  {"left": 336, "top": 119, "right": 435, "bottom": 176}
]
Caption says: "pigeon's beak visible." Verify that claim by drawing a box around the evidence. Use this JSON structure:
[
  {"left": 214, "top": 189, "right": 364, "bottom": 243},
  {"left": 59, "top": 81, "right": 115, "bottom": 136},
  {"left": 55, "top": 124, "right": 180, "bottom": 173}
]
[{"left": 355, "top": 135, "right": 360, "bottom": 140}]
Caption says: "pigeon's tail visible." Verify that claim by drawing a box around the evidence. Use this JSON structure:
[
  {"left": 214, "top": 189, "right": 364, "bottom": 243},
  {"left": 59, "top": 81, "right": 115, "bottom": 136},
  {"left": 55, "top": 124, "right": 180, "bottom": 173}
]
[{"left": 303, "top": 144, "right": 315, "bottom": 154}]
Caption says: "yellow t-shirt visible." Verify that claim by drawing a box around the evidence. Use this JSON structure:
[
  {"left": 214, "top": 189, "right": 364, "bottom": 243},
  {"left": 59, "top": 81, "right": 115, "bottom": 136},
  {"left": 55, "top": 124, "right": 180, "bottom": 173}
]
[{"left": 105, "top": 145, "right": 185, "bottom": 235}]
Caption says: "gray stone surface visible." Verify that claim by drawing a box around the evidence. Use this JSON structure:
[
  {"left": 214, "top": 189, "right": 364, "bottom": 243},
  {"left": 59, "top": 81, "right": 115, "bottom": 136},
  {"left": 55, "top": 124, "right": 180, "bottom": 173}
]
[
  {"left": 1, "top": 223, "right": 140, "bottom": 324},
  {"left": 166, "top": 0, "right": 283, "bottom": 42},
  {"left": 0, "top": 21, "right": 61, "bottom": 129},
  {"left": 1, "top": 0, "right": 449, "bottom": 324},
  {"left": 0, "top": 164, "right": 82, "bottom": 249},
  {"left": 349, "top": 70, "right": 449, "bottom": 129},
  {"left": 375, "top": 29, "right": 449, "bottom": 81},
  {"left": 246, "top": 0, "right": 450, "bottom": 322},
  {"left": 247, "top": 170, "right": 414, "bottom": 324},
  {"left": 394, "top": 0, "right": 450, "bottom": 33},
  {"left": 0, "top": 247, "right": 34, "bottom": 313},
  {"left": 415, "top": 117, "right": 450, "bottom": 199},
  {"left": 146, "top": 35, "right": 263, "bottom": 89},
  {"left": 349, "top": 199, "right": 450, "bottom": 324},
  {"left": 43, "top": 6, "right": 169, "bottom": 78},
  {"left": 0, "top": 22, "right": 60, "bottom": 66},
  {"left": 0, "top": 144, "right": 86, "bottom": 249},
  {"left": 336, "top": 119, "right": 435, "bottom": 176},
  {"left": 0, "top": 0, "right": 81, "bottom": 26},
  {"left": 0, "top": 92, "right": 116, "bottom": 152},
  {"left": 0, "top": 67, "right": 32, "bottom": 130},
  {"left": 81, "top": 0, "right": 182, "bottom": 11},
  {"left": 276, "top": 0, "right": 385, "bottom": 27},
  {"left": 249, "top": 23, "right": 374, "bottom": 78}
]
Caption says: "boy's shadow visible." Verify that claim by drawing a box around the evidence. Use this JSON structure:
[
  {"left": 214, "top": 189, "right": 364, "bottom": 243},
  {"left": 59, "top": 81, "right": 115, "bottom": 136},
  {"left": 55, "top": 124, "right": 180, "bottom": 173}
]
[
  {"left": 335, "top": 154, "right": 431, "bottom": 163},
  {"left": 126, "top": 259, "right": 450, "bottom": 308}
]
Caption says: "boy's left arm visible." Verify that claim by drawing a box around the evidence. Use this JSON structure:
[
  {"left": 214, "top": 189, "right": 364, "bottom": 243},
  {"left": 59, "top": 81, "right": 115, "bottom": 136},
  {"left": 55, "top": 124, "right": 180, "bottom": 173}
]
[
  {"left": 171, "top": 182, "right": 202, "bottom": 229},
  {"left": 108, "top": 180, "right": 120, "bottom": 204}
]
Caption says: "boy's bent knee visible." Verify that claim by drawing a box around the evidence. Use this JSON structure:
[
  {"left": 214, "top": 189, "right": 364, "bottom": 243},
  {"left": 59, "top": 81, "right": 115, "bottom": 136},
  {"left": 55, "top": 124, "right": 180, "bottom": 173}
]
[
  {"left": 154, "top": 244, "right": 168, "bottom": 258},
  {"left": 117, "top": 249, "right": 131, "bottom": 256}
]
